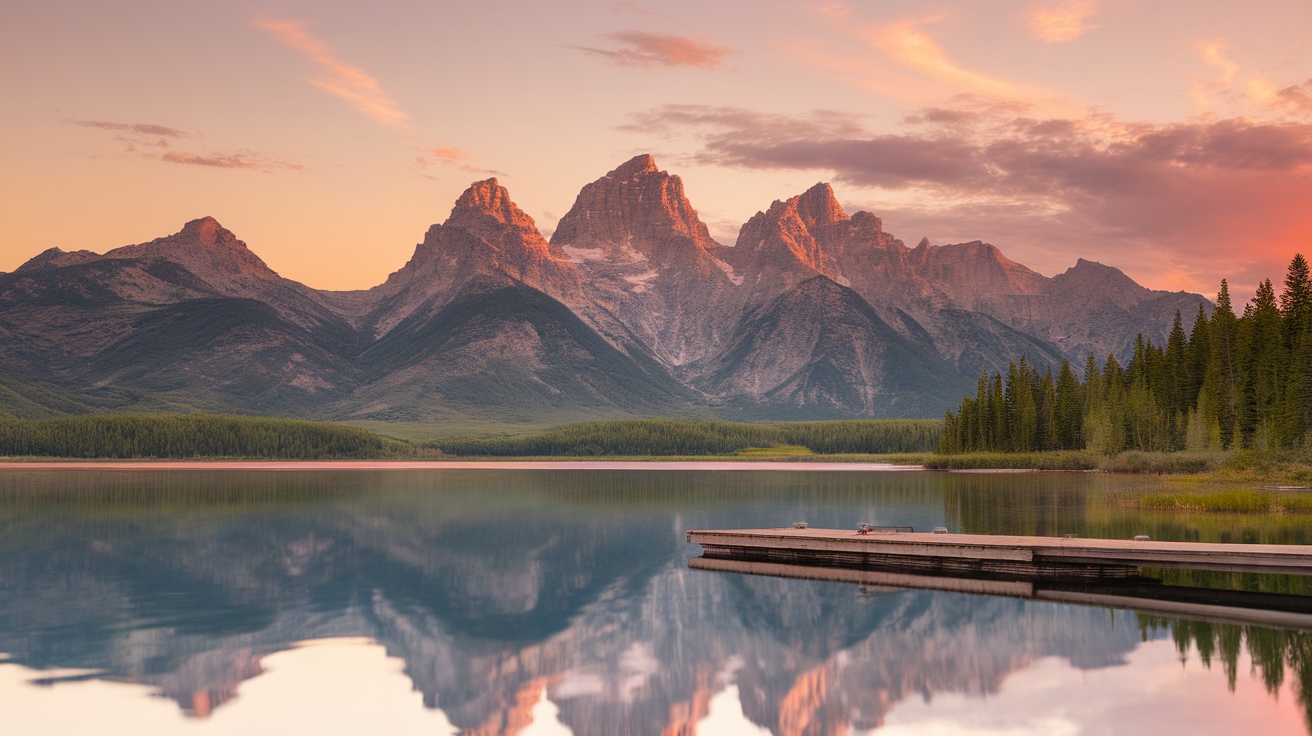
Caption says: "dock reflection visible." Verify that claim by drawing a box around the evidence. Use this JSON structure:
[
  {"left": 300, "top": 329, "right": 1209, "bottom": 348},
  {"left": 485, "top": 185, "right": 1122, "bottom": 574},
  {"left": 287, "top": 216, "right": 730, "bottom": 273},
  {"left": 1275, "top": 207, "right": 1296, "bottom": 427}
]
[{"left": 690, "top": 556, "right": 1312, "bottom": 631}]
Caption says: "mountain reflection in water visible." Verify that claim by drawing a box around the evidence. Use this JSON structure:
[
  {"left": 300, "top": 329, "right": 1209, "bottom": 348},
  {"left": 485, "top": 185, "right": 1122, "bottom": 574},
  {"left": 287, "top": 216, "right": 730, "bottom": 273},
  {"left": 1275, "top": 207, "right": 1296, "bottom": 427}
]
[{"left": 0, "top": 468, "right": 1308, "bottom": 735}]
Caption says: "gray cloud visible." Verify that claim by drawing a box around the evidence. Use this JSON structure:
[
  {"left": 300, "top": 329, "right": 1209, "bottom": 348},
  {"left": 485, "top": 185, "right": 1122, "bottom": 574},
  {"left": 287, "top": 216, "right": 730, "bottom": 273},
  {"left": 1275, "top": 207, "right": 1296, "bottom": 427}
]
[
  {"left": 72, "top": 120, "right": 188, "bottom": 138},
  {"left": 160, "top": 151, "right": 303, "bottom": 172}
]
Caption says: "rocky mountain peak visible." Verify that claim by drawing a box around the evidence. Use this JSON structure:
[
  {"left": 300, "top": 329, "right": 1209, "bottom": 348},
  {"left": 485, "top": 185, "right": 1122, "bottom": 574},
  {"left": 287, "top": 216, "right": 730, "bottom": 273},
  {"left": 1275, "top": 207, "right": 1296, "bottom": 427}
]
[
  {"left": 440, "top": 179, "right": 557, "bottom": 260},
  {"left": 85, "top": 218, "right": 281, "bottom": 288},
  {"left": 729, "top": 185, "right": 846, "bottom": 281},
  {"left": 609, "top": 153, "right": 659, "bottom": 179},
  {"left": 449, "top": 179, "right": 533, "bottom": 229},
  {"left": 551, "top": 154, "right": 718, "bottom": 257},
  {"left": 1054, "top": 258, "right": 1149, "bottom": 305},
  {"left": 177, "top": 216, "right": 242, "bottom": 249},
  {"left": 793, "top": 182, "right": 849, "bottom": 229}
]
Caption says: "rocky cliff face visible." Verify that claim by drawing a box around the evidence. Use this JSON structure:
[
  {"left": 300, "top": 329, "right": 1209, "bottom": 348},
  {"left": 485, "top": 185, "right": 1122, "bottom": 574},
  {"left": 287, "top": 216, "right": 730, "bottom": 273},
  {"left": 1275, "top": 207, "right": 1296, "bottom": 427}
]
[
  {"left": 365, "top": 178, "right": 583, "bottom": 339},
  {"left": 715, "top": 181, "right": 1205, "bottom": 379},
  {"left": 550, "top": 154, "right": 741, "bottom": 367},
  {"left": 0, "top": 155, "right": 1210, "bottom": 420}
]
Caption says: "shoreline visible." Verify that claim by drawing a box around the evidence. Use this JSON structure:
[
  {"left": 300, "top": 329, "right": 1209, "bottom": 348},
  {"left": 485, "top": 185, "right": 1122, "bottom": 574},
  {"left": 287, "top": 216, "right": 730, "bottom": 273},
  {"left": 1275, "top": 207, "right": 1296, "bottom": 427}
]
[{"left": 0, "top": 460, "right": 926, "bottom": 472}]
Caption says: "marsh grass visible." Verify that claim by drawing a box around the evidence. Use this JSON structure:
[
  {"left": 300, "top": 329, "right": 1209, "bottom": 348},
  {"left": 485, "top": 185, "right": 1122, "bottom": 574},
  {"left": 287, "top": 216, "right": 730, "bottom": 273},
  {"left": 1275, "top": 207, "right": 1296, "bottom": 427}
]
[
  {"left": 920, "top": 451, "right": 1101, "bottom": 470},
  {"left": 1113, "top": 488, "right": 1312, "bottom": 514},
  {"left": 735, "top": 445, "right": 812, "bottom": 456}
]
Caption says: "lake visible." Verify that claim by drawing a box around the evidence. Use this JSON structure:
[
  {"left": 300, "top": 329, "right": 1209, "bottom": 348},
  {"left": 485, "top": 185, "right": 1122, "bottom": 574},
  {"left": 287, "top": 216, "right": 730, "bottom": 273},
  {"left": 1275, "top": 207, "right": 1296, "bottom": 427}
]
[{"left": 1, "top": 467, "right": 1310, "bottom": 735}]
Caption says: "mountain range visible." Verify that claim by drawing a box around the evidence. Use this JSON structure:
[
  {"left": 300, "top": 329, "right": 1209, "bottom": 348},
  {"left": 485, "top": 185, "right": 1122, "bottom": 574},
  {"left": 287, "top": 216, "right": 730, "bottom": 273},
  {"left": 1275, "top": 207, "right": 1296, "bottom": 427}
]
[{"left": 0, "top": 154, "right": 1208, "bottom": 422}]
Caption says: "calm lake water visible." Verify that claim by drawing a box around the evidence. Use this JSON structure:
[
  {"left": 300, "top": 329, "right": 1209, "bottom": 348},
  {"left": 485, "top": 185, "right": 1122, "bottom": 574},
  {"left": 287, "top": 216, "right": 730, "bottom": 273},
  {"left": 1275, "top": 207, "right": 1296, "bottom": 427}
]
[{"left": 2, "top": 467, "right": 1311, "bottom": 735}]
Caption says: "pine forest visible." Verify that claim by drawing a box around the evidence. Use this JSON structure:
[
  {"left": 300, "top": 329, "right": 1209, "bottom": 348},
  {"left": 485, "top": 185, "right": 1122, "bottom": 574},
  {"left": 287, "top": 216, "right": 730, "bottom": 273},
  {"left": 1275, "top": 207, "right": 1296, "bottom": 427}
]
[{"left": 940, "top": 255, "right": 1312, "bottom": 455}]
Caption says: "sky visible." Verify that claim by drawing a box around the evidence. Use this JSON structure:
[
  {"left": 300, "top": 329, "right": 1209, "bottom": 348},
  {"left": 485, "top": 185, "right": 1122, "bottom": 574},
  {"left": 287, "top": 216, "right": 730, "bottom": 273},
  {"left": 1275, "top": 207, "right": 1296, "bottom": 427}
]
[{"left": 2, "top": 0, "right": 1310, "bottom": 300}]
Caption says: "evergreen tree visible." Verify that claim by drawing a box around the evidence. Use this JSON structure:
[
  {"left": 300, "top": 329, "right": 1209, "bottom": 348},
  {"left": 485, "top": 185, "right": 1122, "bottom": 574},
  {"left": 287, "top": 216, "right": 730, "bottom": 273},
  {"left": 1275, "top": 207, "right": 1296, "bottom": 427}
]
[
  {"left": 1208, "top": 280, "right": 1239, "bottom": 448},
  {"left": 990, "top": 373, "right": 1007, "bottom": 451},
  {"left": 1185, "top": 303, "right": 1211, "bottom": 413},
  {"left": 1054, "top": 360, "right": 1084, "bottom": 450},
  {"left": 1282, "top": 254, "right": 1311, "bottom": 346},
  {"left": 1240, "top": 279, "right": 1283, "bottom": 447},
  {"left": 1009, "top": 359, "right": 1039, "bottom": 451},
  {"left": 1037, "top": 369, "right": 1058, "bottom": 450}
]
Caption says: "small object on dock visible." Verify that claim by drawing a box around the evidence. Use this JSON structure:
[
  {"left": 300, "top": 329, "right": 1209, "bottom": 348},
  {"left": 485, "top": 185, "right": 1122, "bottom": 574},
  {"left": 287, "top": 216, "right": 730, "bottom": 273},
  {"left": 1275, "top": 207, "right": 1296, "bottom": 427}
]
[
  {"left": 794, "top": 522, "right": 809, "bottom": 529},
  {"left": 1064, "top": 534, "right": 1079, "bottom": 538},
  {"left": 933, "top": 527, "right": 949, "bottom": 534},
  {"left": 1134, "top": 535, "right": 1151, "bottom": 541},
  {"left": 857, "top": 522, "right": 873, "bottom": 535}
]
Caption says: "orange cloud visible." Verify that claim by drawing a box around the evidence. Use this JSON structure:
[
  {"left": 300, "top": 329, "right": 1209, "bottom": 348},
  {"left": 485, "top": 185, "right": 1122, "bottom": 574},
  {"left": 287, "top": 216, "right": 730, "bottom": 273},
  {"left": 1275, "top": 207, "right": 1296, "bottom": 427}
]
[
  {"left": 569, "top": 30, "right": 731, "bottom": 69},
  {"left": 1200, "top": 39, "right": 1239, "bottom": 86},
  {"left": 1028, "top": 0, "right": 1098, "bottom": 43},
  {"left": 254, "top": 18, "right": 409, "bottom": 130},
  {"left": 863, "top": 18, "right": 1049, "bottom": 102}
]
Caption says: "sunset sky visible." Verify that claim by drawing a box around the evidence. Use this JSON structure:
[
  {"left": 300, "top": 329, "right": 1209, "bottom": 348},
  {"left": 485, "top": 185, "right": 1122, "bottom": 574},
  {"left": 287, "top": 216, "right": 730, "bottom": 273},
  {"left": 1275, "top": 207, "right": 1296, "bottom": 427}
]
[{"left": 3, "top": 0, "right": 1310, "bottom": 299}]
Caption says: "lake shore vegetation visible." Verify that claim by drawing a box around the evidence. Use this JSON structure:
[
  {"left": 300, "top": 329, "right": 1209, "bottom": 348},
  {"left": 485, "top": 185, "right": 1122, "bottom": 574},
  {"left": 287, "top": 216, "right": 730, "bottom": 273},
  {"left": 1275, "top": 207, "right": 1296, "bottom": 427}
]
[{"left": 0, "top": 413, "right": 410, "bottom": 459}]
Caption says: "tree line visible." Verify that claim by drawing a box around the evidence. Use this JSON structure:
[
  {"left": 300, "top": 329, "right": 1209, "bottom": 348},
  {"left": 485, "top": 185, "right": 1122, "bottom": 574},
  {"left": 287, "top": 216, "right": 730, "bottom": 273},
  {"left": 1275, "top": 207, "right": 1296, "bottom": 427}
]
[
  {"left": 941, "top": 255, "right": 1312, "bottom": 454},
  {"left": 0, "top": 413, "right": 407, "bottom": 459},
  {"left": 432, "top": 418, "right": 941, "bottom": 456}
]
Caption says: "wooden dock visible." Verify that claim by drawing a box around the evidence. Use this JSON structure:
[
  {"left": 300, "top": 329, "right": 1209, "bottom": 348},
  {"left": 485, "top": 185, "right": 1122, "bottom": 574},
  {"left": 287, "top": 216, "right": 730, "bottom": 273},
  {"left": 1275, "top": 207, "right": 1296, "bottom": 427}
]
[{"left": 686, "top": 528, "right": 1312, "bottom": 579}]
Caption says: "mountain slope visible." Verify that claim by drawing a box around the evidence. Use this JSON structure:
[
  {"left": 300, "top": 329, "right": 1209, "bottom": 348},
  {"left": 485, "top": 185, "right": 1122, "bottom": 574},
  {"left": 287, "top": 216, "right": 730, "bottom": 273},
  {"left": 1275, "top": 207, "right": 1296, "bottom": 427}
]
[
  {"left": 339, "top": 276, "right": 696, "bottom": 422},
  {"left": 364, "top": 179, "right": 583, "bottom": 340},
  {"left": 693, "top": 276, "right": 972, "bottom": 419},
  {"left": 0, "top": 155, "right": 1211, "bottom": 421}
]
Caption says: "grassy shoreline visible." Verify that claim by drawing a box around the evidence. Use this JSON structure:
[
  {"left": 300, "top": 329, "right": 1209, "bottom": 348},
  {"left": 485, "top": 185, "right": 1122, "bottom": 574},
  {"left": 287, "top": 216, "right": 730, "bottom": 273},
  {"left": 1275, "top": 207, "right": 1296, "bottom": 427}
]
[{"left": 1, "top": 413, "right": 1309, "bottom": 485}]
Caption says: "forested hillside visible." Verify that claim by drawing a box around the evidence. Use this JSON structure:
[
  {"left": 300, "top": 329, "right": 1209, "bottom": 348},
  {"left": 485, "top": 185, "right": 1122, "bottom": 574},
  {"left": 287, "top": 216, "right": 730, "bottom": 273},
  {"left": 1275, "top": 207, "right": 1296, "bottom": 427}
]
[
  {"left": 0, "top": 414, "right": 407, "bottom": 459},
  {"left": 432, "top": 418, "right": 941, "bottom": 456},
  {"left": 940, "top": 255, "right": 1312, "bottom": 454}
]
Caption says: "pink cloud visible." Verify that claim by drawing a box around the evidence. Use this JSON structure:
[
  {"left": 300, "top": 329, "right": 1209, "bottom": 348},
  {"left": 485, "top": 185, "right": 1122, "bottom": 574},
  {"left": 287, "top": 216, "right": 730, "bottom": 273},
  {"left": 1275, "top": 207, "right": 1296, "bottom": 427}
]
[
  {"left": 412, "top": 146, "right": 504, "bottom": 177},
  {"left": 569, "top": 30, "right": 731, "bottom": 69},
  {"left": 254, "top": 18, "right": 409, "bottom": 130}
]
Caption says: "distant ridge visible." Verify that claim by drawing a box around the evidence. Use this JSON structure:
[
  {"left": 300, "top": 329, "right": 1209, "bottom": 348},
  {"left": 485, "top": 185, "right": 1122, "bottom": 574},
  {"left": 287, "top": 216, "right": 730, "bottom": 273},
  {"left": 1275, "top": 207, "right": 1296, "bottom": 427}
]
[{"left": 0, "top": 155, "right": 1209, "bottom": 421}]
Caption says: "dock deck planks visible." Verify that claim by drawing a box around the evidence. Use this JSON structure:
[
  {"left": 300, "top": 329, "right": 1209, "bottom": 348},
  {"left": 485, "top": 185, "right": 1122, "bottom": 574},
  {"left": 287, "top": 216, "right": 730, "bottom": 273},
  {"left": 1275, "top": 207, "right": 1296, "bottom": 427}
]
[{"left": 686, "top": 528, "right": 1312, "bottom": 577}]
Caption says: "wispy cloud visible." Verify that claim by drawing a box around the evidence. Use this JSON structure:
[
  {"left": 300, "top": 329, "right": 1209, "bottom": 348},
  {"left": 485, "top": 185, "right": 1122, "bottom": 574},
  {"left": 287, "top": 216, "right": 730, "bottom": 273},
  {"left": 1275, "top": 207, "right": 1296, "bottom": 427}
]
[
  {"left": 1191, "top": 39, "right": 1238, "bottom": 111},
  {"left": 72, "top": 120, "right": 187, "bottom": 139},
  {"left": 863, "top": 18, "right": 1050, "bottom": 102},
  {"left": 413, "top": 146, "right": 505, "bottom": 177},
  {"left": 254, "top": 18, "right": 409, "bottom": 129},
  {"left": 71, "top": 119, "right": 301, "bottom": 173},
  {"left": 70, "top": 119, "right": 188, "bottom": 151},
  {"left": 1028, "top": 0, "right": 1098, "bottom": 43},
  {"left": 160, "top": 151, "right": 303, "bottom": 171},
  {"left": 626, "top": 102, "right": 1312, "bottom": 294},
  {"left": 569, "top": 30, "right": 731, "bottom": 69},
  {"left": 1200, "top": 39, "right": 1239, "bottom": 86}
]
